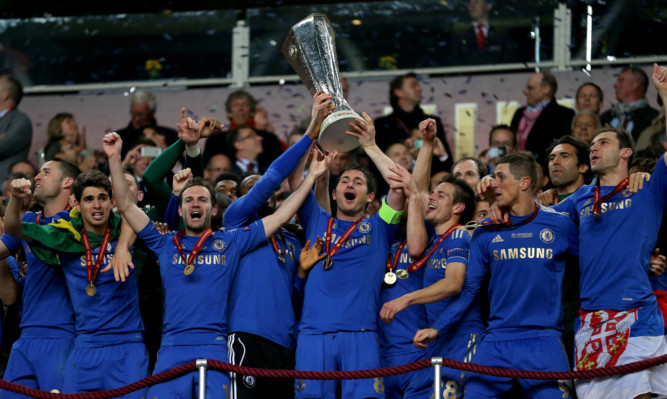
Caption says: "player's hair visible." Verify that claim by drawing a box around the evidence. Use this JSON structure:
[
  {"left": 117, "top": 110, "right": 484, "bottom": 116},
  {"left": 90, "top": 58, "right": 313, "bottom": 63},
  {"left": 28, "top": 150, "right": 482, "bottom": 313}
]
[
  {"left": 497, "top": 152, "right": 539, "bottom": 194},
  {"left": 178, "top": 177, "right": 217, "bottom": 208},
  {"left": 435, "top": 175, "right": 475, "bottom": 224},
  {"left": 451, "top": 157, "right": 489, "bottom": 179},
  {"left": 50, "top": 158, "right": 81, "bottom": 181},
  {"left": 340, "top": 164, "right": 378, "bottom": 195},
  {"left": 73, "top": 170, "right": 112, "bottom": 202}
]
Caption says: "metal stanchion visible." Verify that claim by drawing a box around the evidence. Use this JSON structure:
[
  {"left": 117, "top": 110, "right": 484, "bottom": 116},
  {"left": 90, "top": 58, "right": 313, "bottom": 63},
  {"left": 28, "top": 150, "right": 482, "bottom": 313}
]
[
  {"left": 432, "top": 357, "right": 443, "bottom": 399},
  {"left": 196, "top": 359, "right": 208, "bottom": 399}
]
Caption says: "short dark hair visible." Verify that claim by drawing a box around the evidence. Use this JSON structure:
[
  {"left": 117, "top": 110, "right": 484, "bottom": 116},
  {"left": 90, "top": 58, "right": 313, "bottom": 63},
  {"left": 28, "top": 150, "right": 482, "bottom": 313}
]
[
  {"left": 340, "top": 164, "right": 378, "bottom": 195},
  {"left": 451, "top": 157, "right": 489, "bottom": 178},
  {"left": 389, "top": 72, "right": 418, "bottom": 108},
  {"left": 2, "top": 75, "right": 24, "bottom": 105},
  {"left": 178, "top": 177, "right": 216, "bottom": 207},
  {"left": 51, "top": 158, "right": 81, "bottom": 181},
  {"left": 73, "top": 170, "right": 112, "bottom": 202},
  {"left": 497, "top": 152, "right": 538, "bottom": 194},
  {"left": 489, "top": 124, "right": 517, "bottom": 146},
  {"left": 575, "top": 82, "right": 604, "bottom": 103},
  {"left": 594, "top": 126, "right": 635, "bottom": 167},
  {"left": 435, "top": 175, "right": 475, "bottom": 224},
  {"left": 214, "top": 173, "right": 241, "bottom": 187},
  {"left": 225, "top": 90, "right": 257, "bottom": 115}
]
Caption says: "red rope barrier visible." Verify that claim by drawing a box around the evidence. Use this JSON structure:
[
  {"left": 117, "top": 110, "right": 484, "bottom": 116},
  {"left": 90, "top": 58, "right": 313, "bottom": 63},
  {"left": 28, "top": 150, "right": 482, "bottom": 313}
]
[{"left": 2, "top": 353, "right": 667, "bottom": 398}]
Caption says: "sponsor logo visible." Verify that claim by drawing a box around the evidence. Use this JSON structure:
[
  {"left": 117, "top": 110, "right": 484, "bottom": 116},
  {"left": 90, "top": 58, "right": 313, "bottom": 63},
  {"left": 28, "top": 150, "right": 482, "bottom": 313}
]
[
  {"left": 491, "top": 235, "right": 504, "bottom": 243},
  {"left": 358, "top": 221, "right": 371, "bottom": 233},
  {"left": 539, "top": 228, "right": 555, "bottom": 244},
  {"left": 213, "top": 240, "right": 226, "bottom": 251}
]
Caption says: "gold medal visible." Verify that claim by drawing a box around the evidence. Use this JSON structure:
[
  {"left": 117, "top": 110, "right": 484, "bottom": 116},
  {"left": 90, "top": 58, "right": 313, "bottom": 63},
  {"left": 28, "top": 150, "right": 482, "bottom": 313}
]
[
  {"left": 323, "top": 257, "right": 333, "bottom": 270},
  {"left": 85, "top": 282, "right": 96, "bottom": 296},
  {"left": 384, "top": 271, "right": 397, "bottom": 285},
  {"left": 396, "top": 269, "right": 409, "bottom": 279},
  {"left": 184, "top": 264, "right": 195, "bottom": 275}
]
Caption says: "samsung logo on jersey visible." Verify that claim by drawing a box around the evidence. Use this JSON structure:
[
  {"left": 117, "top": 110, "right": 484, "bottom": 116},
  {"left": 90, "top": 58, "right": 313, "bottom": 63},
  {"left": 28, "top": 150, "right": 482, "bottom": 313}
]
[
  {"left": 426, "top": 258, "right": 447, "bottom": 269},
  {"left": 172, "top": 254, "right": 227, "bottom": 265},
  {"left": 493, "top": 247, "right": 553, "bottom": 260},
  {"left": 330, "top": 233, "right": 372, "bottom": 249},
  {"left": 579, "top": 199, "right": 632, "bottom": 218},
  {"left": 79, "top": 254, "right": 113, "bottom": 266},
  {"left": 398, "top": 253, "right": 415, "bottom": 263}
]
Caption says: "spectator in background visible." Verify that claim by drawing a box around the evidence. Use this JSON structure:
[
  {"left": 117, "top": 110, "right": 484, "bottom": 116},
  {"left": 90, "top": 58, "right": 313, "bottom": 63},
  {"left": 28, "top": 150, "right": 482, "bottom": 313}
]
[
  {"left": 635, "top": 96, "right": 666, "bottom": 157},
  {"left": 571, "top": 110, "right": 601, "bottom": 145},
  {"left": 452, "top": 156, "right": 488, "bottom": 189},
  {"left": 0, "top": 75, "right": 32, "bottom": 186},
  {"left": 601, "top": 66, "right": 659, "bottom": 140},
  {"left": 575, "top": 82, "right": 604, "bottom": 114},
  {"left": 8, "top": 160, "right": 35, "bottom": 181},
  {"left": 204, "top": 154, "right": 231, "bottom": 186},
  {"left": 115, "top": 89, "right": 178, "bottom": 158},
  {"left": 511, "top": 71, "right": 574, "bottom": 161},
  {"left": 229, "top": 127, "right": 265, "bottom": 176},
  {"left": 447, "top": 0, "right": 518, "bottom": 66},
  {"left": 42, "top": 112, "right": 96, "bottom": 172},
  {"left": 374, "top": 73, "right": 453, "bottom": 173},
  {"left": 204, "top": 90, "right": 284, "bottom": 167},
  {"left": 477, "top": 124, "right": 517, "bottom": 172}
]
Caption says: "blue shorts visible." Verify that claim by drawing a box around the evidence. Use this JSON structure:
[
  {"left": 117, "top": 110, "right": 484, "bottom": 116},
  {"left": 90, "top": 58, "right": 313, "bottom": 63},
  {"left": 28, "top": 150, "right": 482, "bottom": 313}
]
[
  {"left": 295, "top": 331, "right": 385, "bottom": 399},
  {"left": 426, "top": 331, "right": 481, "bottom": 398},
  {"left": 62, "top": 342, "right": 148, "bottom": 398},
  {"left": 2, "top": 337, "right": 73, "bottom": 398},
  {"left": 464, "top": 336, "right": 572, "bottom": 399},
  {"left": 147, "top": 344, "right": 229, "bottom": 399},
  {"left": 381, "top": 351, "right": 431, "bottom": 399}
]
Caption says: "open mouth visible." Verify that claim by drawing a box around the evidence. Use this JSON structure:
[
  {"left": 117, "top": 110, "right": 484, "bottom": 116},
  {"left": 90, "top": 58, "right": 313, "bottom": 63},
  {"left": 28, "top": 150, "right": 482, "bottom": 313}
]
[
  {"left": 91, "top": 211, "right": 104, "bottom": 221},
  {"left": 343, "top": 191, "right": 356, "bottom": 201}
]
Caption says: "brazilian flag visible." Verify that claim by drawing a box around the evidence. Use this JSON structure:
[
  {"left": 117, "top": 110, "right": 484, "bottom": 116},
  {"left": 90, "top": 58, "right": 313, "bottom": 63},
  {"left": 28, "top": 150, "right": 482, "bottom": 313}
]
[{"left": 22, "top": 208, "right": 122, "bottom": 266}]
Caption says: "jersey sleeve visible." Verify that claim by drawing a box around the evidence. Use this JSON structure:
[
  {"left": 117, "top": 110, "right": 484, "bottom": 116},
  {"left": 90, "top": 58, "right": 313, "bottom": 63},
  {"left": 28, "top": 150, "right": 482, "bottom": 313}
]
[
  {"left": 224, "top": 135, "right": 313, "bottom": 229},
  {"left": 566, "top": 216, "right": 579, "bottom": 258},
  {"left": 0, "top": 233, "right": 20, "bottom": 253},
  {"left": 649, "top": 153, "right": 667, "bottom": 208},
  {"left": 296, "top": 190, "right": 322, "bottom": 236},
  {"left": 444, "top": 229, "right": 471, "bottom": 266},
  {"left": 431, "top": 228, "right": 488, "bottom": 333},
  {"left": 227, "top": 220, "right": 268, "bottom": 254},
  {"left": 551, "top": 194, "right": 579, "bottom": 225},
  {"left": 136, "top": 221, "right": 171, "bottom": 254}
]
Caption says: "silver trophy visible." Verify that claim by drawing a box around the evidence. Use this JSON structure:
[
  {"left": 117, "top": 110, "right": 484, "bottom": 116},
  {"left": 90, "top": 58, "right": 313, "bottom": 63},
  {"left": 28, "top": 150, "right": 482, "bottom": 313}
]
[{"left": 282, "top": 13, "right": 363, "bottom": 153}]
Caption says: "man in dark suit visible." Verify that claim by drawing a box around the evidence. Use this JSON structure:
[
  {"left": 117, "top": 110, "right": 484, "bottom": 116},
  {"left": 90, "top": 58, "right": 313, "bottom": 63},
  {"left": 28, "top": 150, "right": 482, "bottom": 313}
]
[
  {"left": 374, "top": 72, "right": 453, "bottom": 173},
  {"left": 0, "top": 75, "right": 32, "bottom": 186},
  {"left": 228, "top": 127, "right": 266, "bottom": 177},
  {"left": 601, "top": 66, "right": 659, "bottom": 141},
  {"left": 446, "top": 0, "right": 518, "bottom": 66},
  {"left": 511, "top": 71, "right": 574, "bottom": 162}
]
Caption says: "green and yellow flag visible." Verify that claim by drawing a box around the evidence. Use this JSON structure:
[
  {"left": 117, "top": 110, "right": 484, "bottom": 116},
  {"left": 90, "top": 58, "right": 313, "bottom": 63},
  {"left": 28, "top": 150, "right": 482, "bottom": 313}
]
[{"left": 22, "top": 208, "right": 122, "bottom": 266}]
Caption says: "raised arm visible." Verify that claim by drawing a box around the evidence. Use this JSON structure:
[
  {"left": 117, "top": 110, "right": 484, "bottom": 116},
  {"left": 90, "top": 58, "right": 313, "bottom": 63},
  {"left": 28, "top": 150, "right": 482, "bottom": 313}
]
[
  {"left": 387, "top": 163, "right": 427, "bottom": 257},
  {"left": 263, "top": 150, "right": 334, "bottom": 238},
  {"left": 652, "top": 63, "right": 667, "bottom": 166},
  {"left": 346, "top": 113, "right": 406, "bottom": 211},
  {"left": 4, "top": 179, "right": 33, "bottom": 242},
  {"left": 413, "top": 118, "right": 437, "bottom": 197},
  {"left": 104, "top": 133, "right": 151, "bottom": 234}
]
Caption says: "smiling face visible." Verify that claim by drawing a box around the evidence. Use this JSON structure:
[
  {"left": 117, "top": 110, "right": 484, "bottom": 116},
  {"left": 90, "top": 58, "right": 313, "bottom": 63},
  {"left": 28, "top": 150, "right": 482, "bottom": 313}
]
[
  {"left": 332, "top": 169, "right": 374, "bottom": 218},
  {"left": 178, "top": 185, "right": 217, "bottom": 235},
  {"left": 76, "top": 186, "right": 113, "bottom": 234},
  {"left": 424, "top": 182, "right": 461, "bottom": 226}
]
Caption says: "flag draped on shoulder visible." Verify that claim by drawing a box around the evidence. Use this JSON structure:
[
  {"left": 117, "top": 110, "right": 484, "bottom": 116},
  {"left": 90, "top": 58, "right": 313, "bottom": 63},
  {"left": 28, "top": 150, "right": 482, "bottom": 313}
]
[{"left": 22, "top": 208, "right": 122, "bottom": 266}]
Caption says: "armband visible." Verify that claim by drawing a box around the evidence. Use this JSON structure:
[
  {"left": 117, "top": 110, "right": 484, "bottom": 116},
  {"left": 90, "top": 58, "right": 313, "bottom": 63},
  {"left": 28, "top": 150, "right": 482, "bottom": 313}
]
[{"left": 378, "top": 198, "right": 404, "bottom": 225}]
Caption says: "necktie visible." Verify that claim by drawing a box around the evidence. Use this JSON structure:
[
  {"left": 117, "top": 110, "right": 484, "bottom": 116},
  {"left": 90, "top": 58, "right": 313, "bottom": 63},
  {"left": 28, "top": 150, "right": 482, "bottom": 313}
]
[{"left": 476, "top": 23, "right": 485, "bottom": 50}]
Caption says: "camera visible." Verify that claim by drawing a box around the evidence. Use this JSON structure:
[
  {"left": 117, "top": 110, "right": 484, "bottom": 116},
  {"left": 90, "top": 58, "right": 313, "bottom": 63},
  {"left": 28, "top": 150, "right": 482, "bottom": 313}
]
[
  {"left": 140, "top": 146, "right": 162, "bottom": 158},
  {"left": 487, "top": 146, "right": 507, "bottom": 158}
]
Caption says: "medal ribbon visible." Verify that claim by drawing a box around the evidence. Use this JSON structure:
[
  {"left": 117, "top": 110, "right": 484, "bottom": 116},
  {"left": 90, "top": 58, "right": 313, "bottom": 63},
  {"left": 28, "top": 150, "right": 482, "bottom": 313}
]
[
  {"left": 173, "top": 228, "right": 213, "bottom": 266},
  {"left": 81, "top": 226, "right": 112, "bottom": 286},
  {"left": 269, "top": 229, "right": 286, "bottom": 258},
  {"left": 593, "top": 177, "right": 629, "bottom": 217},
  {"left": 480, "top": 203, "right": 539, "bottom": 230},
  {"left": 407, "top": 224, "right": 461, "bottom": 273},
  {"left": 324, "top": 216, "right": 364, "bottom": 258},
  {"left": 386, "top": 239, "right": 408, "bottom": 272}
]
